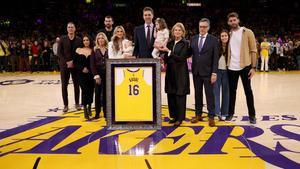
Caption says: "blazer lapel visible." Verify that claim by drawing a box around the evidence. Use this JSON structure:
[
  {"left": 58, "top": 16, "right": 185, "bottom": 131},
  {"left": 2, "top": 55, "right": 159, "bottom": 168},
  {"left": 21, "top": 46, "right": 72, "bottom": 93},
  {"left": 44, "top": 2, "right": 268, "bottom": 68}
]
[
  {"left": 151, "top": 26, "right": 155, "bottom": 45},
  {"left": 194, "top": 35, "right": 200, "bottom": 54},
  {"left": 200, "top": 34, "right": 210, "bottom": 53},
  {"left": 140, "top": 25, "right": 149, "bottom": 48}
]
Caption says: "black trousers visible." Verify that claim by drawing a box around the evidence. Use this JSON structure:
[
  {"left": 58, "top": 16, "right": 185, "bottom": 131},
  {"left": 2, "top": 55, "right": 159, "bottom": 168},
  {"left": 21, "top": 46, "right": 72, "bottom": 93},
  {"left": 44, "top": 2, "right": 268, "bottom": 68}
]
[
  {"left": 31, "top": 57, "right": 40, "bottom": 72},
  {"left": 193, "top": 74, "right": 215, "bottom": 118},
  {"left": 60, "top": 67, "right": 80, "bottom": 106},
  {"left": 228, "top": 65, "right": 256, "bottom": 118},
  {"left": 9, "top": 55, "right": 19, "bottom": 72},
  {"left": 167, "top": 94, "right": 187, "bottom": 122},
  {"left": 95, "top": 71, "right": 106, "bottom": 117},
  {"left": 42, "top": 55, "right": 51, "bottom": 71},
  {"left": 78, "top": 72, "right": 94, "bottom": 106},
  {"left": 278, "top": 56, "right": 287, "bottom": 70}
]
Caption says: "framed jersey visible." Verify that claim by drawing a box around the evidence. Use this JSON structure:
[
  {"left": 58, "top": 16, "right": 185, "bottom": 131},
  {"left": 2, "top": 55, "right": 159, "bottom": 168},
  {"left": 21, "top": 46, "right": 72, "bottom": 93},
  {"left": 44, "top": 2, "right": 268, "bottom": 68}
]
[{"left": 106, "top": 58, "right": 161, "bottom": 130}]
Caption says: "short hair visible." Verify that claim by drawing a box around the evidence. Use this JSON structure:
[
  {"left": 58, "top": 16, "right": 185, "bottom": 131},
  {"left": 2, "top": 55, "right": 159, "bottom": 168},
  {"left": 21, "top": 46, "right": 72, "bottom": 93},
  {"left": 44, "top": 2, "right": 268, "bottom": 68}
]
[
  {"left": 67, "top": 22, "right": 75, "bottom": 27},
  {"left": 105, "top": 15, "right": 113, "bottom": 21},
  {"left": 155, "top": 18, "right": 167, "bottom": 30},
  {"left": 199, "top": 18, "right": 210, "bottom": 27},
  {"left": 171, "top": 22, "right": 186, "bottom": 38},
  {"left": 143, "top": 7, "right": 154, "bottom": 15},
  {"left": 227, "top": 12, "right": 239, "bottom": 20}
]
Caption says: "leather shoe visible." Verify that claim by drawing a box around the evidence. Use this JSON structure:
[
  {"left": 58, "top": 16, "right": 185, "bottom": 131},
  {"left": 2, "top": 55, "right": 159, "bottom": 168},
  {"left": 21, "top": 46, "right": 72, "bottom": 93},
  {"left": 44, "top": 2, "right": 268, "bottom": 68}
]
[
  {"left": 208, "top": 118, "right": 215, "bottom": 127},
  {"left": 169, "top": 119, "right": 176, "bottom": 124},
  {"left": 94, "top": 114, "right": 100, "bottom": 119},
  {"left": 191, "top": 115, "right": 203, "bottom": 123},
  {"left": 225, "top": 115, "right": 233, "bottom": 121},
  {"left": 75, "top": 104, "right": 81, "bottom": 111},
  {"left": 174, "top": 121, "right": 182, "bottom": 127},
  {"left": 63, "top": 106, "right": 68, "bottom": 113},
  {"left": 249, "top": 117, "right": 257, "bottom": 124}
]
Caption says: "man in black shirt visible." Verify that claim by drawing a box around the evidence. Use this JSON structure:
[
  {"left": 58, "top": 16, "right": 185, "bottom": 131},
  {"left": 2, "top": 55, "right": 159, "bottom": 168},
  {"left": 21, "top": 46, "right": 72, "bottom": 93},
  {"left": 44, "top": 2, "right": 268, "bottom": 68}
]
[
  {"left": 57, "top": 22, "right": 82, "bottom": 112},
  {"left": 98, "top": 15, "right": 114, "bottom": 41}
]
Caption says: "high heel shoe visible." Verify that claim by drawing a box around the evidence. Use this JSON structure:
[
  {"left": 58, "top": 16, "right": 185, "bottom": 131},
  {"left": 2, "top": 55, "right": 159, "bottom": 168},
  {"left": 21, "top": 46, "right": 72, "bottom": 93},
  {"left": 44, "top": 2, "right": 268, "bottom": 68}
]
[
  {"left": 84, "top": 106, "right": 90, "bottom": 120},
  {"left": 169, "top": 118, "right": 176, "bottom": 124},
  {"left": 88, "top": 104, "right": 92, "bottom": 116}
]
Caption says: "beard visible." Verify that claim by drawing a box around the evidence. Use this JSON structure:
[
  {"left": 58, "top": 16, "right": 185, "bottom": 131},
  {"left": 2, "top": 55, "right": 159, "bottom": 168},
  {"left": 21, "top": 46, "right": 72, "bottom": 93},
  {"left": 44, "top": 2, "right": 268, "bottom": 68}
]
[{"left": 230, "top": 23, "right": 239, "bottom": 29}]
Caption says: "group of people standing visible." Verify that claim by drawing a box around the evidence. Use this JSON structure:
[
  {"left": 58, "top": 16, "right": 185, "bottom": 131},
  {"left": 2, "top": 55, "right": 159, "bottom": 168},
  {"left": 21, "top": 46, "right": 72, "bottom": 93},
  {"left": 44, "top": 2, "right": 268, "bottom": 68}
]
[
  {"left": 57, "top": 7, "right": 258, "bottom": 126},
  {"left": 161, "top": 11, "right": 257, "bottom": 127},
  {"left": 158, "top": 11, "right": 257, "bottom": 127}
]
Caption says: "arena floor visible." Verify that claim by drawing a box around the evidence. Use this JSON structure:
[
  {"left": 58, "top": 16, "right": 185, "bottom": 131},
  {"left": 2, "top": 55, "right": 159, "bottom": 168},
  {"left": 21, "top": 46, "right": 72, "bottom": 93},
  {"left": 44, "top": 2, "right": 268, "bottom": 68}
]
[{"left": 0, "top": 71, "right": 300, "bottom": 169}]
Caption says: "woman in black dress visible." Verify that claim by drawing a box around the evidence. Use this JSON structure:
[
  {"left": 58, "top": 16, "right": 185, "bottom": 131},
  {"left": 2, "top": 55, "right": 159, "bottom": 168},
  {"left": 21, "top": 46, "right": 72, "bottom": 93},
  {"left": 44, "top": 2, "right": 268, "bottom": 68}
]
[{"left": 74, "top": 34, "right": 94, "bottom": 120}]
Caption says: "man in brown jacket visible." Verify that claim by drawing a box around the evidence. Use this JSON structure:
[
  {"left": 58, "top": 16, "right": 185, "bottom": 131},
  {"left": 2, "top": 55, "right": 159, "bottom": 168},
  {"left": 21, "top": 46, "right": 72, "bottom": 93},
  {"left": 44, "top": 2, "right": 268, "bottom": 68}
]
[{"left": 226, "top": 12, "right": 257, "bottom": 124}]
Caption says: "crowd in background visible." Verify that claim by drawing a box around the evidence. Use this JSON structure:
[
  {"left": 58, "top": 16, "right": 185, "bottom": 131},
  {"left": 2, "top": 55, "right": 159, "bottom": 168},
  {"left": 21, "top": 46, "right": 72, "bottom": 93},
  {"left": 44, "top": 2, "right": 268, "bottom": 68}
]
[{"left": 0, "top": 0, "right": 299, "bottom": 72}]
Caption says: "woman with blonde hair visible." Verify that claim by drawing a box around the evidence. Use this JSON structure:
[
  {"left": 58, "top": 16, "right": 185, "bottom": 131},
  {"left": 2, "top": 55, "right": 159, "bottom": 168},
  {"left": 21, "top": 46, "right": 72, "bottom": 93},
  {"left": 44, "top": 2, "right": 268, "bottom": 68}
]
[
  {"left": 90, "top": 32, "right": 109, "bottom": 119},
  {"left": 108, "top": 26, "right": 133, "bottom": 59},
  {"left": 160, "top": 22, "right": 190, "bottom": 127}
]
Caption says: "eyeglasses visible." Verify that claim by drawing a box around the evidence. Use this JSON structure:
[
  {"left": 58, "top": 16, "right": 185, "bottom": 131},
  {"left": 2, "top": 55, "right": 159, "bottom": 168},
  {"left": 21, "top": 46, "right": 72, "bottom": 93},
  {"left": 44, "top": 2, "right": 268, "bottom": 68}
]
[{"left": 199, "top": 26, "right": 208, "bottom": 28}]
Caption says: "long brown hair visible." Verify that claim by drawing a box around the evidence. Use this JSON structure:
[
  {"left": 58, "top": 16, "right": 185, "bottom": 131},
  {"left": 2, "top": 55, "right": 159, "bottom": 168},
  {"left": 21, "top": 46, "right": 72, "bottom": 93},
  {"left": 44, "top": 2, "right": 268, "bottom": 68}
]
[
  {"left": 111, "top": 26, "right": 126, "bottom": 52},
  {"left": 155, "top": 18, "right": 167, "bottom": 30},
  {"left": 219, "top": 29, "right": 229, "bottom": 63}
]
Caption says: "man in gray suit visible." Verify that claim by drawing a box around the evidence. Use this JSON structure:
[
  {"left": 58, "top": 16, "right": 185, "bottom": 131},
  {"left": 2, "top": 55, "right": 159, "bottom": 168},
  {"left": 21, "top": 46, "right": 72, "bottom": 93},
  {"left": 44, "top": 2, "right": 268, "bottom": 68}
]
[{"left": 190, "top": 18, "right": 219, "bottom": 127}]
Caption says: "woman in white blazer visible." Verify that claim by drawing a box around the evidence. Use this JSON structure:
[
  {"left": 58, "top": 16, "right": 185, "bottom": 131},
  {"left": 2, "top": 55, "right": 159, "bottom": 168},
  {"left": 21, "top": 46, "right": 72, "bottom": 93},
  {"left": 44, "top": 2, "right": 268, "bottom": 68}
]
[{"left": 108, "top": 26, "right": 133, "bottom": 59}]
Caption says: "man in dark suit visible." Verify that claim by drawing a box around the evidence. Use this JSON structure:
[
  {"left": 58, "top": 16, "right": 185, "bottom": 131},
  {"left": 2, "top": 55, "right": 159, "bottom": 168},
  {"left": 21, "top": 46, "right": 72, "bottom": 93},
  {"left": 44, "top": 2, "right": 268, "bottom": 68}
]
[
  {"left": 133, "top": 7, "right": 155, "bottom": 58},
  {"left": 57, "top": 22, "right": 82, "bottom": 112},
  {"left": 190, "top": 18, "right": 219, "bottom": 127}
]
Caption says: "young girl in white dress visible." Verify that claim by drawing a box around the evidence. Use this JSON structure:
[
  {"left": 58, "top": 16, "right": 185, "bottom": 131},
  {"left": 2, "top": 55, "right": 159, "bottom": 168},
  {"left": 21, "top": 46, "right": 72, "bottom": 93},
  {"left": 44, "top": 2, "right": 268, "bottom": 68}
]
[{"left": 152, "top": 18, "right": 169, "bottom": 58}]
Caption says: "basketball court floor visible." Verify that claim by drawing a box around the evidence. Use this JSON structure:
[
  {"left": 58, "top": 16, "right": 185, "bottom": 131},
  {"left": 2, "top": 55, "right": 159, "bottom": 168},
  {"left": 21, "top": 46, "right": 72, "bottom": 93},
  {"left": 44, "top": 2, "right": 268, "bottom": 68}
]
[{"left": 0, "top": 71, "right": 300, "bottom": 169}]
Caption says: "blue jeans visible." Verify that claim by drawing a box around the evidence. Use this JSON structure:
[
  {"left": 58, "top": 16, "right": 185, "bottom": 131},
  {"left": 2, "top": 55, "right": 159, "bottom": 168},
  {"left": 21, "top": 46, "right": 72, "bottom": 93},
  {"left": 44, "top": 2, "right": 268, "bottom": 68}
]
[{"left": 213, "top": 69, "right": 229, "bottom": 117}]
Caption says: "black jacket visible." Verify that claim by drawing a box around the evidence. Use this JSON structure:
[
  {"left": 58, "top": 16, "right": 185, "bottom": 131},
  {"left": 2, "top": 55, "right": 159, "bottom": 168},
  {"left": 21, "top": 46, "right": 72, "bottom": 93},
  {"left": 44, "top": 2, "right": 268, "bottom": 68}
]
[
  {"left": 133, "top": 25, "right": 155, "bottom": 58},
  {"left": 57, "top": 35, "right": 82, "bottom": 68},
  {"left": 165, "top": 38, "right": 190, "bottom": 95}
]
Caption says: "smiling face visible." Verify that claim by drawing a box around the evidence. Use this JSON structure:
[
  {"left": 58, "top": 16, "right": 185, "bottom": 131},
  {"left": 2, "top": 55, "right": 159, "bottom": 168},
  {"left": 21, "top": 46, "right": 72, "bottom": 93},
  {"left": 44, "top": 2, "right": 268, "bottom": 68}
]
[
  {"left": 143, "top": 10, "right": 153, "bottom": 24},
  {"left": 173, "top": 26, "right": 183, "bottom": 39},
  {"left": 97, "top": 34, "right": 106, "bottom": 47},
  {"left": 227, "top": 16, "right": 240, "bottom": 29},
  {"left": 199, "top": 21, "right": 209, "bottom": 36},
  {"left": 220, "top": 31, "right": 229, "bottom": 44},
  {"left": 83, "top": 36, "right": 90, "bottom": 48},
  {"left": 116, "top": 28, "right": 124, "bottom": 39}
]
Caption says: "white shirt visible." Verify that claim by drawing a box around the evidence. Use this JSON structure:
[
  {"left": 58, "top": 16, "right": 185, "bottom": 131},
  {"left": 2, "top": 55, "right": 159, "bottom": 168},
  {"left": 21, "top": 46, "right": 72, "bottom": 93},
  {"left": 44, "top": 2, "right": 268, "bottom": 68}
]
[
  {"left": 218, "top": 54, "right": 227, "bottom": 70},
  {"left": 229, "top": 27, "right": 243, "bottom": 71},
  {"left": 108, "top": 39, "right": 133, "bottom": 59},
  {"left": 144, "top": 23, "right": 154, "bottom": 41}
]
